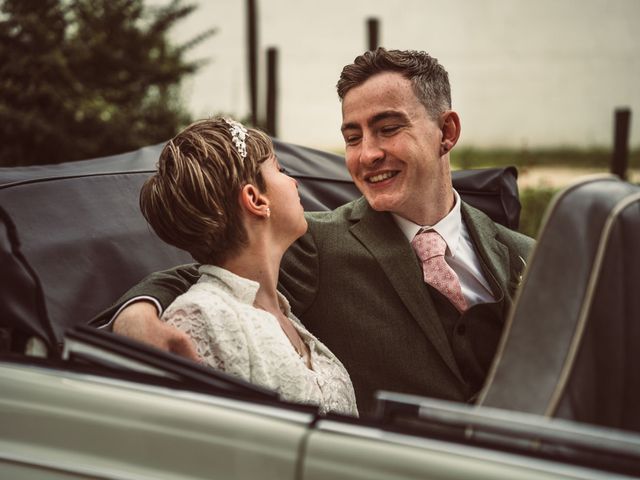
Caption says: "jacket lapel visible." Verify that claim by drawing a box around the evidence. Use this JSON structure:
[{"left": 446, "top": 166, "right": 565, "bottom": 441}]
[
  {"left": 461, "top": 203, "right": 512, "bottom": 310},
  {"left": 348, "top": 198, "right": 464, "bottom": 382}
]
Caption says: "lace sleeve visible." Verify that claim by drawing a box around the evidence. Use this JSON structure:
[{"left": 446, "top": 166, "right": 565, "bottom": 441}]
[{"left": 163, "top": 300, "right": 251, "bottom": 380}]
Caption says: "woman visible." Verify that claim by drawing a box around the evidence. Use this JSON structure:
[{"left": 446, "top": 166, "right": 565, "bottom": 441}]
[{"left": 139, "top": 118, "right": 357, "bottom": 416}]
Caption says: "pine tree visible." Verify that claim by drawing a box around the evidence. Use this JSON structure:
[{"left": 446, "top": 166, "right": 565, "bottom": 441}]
[{"left": 0, "top": 0, "right": 214, "bottom": 166}]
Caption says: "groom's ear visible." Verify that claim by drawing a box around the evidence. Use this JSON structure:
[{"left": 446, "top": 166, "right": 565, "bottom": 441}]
[
  {"left": 439, "top": 110, "right": 461, "bottom": 156},
  {"left": 240, "top": 184, "right": 269, "bottom": 218}
]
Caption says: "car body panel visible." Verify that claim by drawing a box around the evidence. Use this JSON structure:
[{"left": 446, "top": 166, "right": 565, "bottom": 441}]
[
  {"left": 302, "top": 417, "right": 640, "bottom": 480},
  {"left": 3, "top": 359, "right": 639, "bottom": 480},
  {"left": 0, "top": 362, "right": 311, "bottom": 479}
]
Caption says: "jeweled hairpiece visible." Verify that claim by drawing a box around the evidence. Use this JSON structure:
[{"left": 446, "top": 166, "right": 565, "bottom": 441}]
[{"left": 224, "top": 118, "right": 249, "bottom": 158}]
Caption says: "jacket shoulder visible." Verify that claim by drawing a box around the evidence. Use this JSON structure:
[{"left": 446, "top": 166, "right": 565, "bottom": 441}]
[
  {"left": 304, "top": 196, "right": 366, "bottom": 227},
  {"left": 462, "top": 201, "right": 535, "bottom": 260},
  {"left": 494, "top": 223, "right": 535, "bottom": 259}
]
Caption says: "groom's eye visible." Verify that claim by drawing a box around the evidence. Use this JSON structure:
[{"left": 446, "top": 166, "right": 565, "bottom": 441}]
[
  {"left": 279, "top": 166, "right": 290, "bottom": 174},
  {"left": 381, "top": 125, "right": 400, "bottom": 135},
  {"left": 344, "top": 134, "right": 361, "bottom": 146}
]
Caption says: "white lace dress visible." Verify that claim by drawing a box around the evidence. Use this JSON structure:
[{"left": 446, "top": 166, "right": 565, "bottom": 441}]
[{"left": 162, "top": 265, "right": 358, "bottom": 416}]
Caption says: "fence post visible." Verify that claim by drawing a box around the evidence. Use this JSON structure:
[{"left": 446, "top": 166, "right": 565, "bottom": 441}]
[
  {"left": 247, "top": 0, "right": 259, "bottom": 126},
  {"left": 266, "top": 47, "right": 278, "bottom": 137},
  {"left": 367, "top": 18, "right": 379, "bottom": 51},
  {"left": 611, "top": 108, "right": 631, "bottom": 180}
]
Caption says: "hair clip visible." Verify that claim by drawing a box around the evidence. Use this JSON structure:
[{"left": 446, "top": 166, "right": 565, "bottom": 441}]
[{"left": 224, "top": 118, "right": 249, "bottom": 158}]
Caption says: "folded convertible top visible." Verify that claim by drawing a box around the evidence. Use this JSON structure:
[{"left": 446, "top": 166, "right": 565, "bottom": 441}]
[{"left": 0, "top": 139, "right": 521, "bottom": 351}]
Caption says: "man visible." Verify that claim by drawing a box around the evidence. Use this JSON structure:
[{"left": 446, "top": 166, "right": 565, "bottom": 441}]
[{"left": 96, "top": 48, "right": 534, "bottom": 415}]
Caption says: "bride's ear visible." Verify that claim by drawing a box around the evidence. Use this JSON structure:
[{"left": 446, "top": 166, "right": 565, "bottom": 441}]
[{"left": 240, "top": 184, "right": 270, "bottom": 219}]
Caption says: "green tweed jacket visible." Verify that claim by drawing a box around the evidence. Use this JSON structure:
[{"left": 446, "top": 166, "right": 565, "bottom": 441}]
[{"left": 95, "top": 197, "right": 534, "bottom": 415}]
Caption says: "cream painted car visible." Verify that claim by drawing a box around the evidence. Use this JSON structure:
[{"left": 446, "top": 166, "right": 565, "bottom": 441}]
[{"left": 2, "top": 341, "right": 640, "bottom": 479}]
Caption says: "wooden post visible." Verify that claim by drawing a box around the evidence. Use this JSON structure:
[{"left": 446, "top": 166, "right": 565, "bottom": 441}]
[
  {"left": 367, "top": 18, "right": 379, "bottom": 51},
  {"left": 611, "top": 108, "right": 631, "bottom": 180},
  {"left": 247, "top": 0, "right": 258, "bottom": 126},
  {"left": 266, "top": 47, "right": 278, "bottom": 137}
]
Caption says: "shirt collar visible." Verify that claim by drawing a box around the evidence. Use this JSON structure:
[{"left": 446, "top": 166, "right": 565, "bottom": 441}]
[
  {"left": 198, "top": 264, "right": 292, "bottom": 315},
  {"left": 392, "top": 189, "right": 462, "bottom": 257}
]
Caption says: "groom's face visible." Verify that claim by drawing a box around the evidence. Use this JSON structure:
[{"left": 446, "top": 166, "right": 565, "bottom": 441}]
[{"left": 340, "top": 71, "right": 448, "bottom": 223}]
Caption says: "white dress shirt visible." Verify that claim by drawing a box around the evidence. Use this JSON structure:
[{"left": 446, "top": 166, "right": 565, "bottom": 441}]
[{"left": 392, "top": 190, "right": 496, "bottom": 307}]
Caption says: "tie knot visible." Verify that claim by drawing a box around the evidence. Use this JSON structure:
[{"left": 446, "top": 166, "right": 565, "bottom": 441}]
[{"left": 411, "top": 230, "right": 447, "bottom": 262}]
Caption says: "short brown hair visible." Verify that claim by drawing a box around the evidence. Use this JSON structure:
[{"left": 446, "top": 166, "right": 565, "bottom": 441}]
[
  {"left": 140, "top": 118, "right": 273, "bottom": 265},
  {"left": 337, "top": 47, "right": 451, "bottom": 119}
]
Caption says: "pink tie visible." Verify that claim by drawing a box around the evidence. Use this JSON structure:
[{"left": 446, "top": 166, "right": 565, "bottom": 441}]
[{"left": 411, "top": 230, "right": 468, "bottom": 313}]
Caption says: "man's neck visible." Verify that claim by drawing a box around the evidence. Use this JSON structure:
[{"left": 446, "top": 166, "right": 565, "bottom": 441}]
[
  {"left": 393, "top": 189, "right": 463, "bottom": 254},
  {"left": 398, "top": 187, "right": 455, "bottom": 226}
]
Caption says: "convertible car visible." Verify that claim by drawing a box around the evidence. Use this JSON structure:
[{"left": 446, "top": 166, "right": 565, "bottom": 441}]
[{"left": 1, "top": 139, "right": 639, "bottom": 479}]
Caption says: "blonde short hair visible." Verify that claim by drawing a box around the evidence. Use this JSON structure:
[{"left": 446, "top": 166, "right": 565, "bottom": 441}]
[{"left": 140, "top": 118, "right": 273, "bottom": 265}]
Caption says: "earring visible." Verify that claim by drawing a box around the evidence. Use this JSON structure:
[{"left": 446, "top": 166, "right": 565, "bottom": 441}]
[{"left": 265, "top": 207, "right": 271, "bottom": 219}]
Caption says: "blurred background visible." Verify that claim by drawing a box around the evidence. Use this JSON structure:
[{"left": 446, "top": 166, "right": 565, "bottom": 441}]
[{"left": 1, "top": 0, "right": 638, "bottom": 236}]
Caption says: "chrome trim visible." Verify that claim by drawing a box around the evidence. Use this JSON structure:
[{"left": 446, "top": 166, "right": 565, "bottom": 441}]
[
  {"left": 25, "top": 336, "right": 48, "bottom": 357},
  {"left": 62, "top": 337, "right": 176, "bottom": 378},
  {"left": 378, "top": 392, "right": 640, "bottom": 455}
]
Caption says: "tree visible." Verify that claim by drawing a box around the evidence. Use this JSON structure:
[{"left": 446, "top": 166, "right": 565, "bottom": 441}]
[{"left": 0, "top": 0, "right": 214, "bottom": 166}]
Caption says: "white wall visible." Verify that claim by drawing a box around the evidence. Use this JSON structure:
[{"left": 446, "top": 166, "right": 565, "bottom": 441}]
[{"left": 169, "top": 0, "right": 640, "bottom": 150}]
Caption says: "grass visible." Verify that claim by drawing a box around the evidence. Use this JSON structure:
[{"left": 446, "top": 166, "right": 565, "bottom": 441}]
[
  {"left": 333, "top": 146, "right": 637, "bottom": 239},
  {"left": 451, "top": 147, "right": 639, "bottom": 238},
  {"left": 451, "top": 147, "right": 640, "bottom": 170},
  {"left": 518, "top": 186, "right": 559, "bottom": 238}
]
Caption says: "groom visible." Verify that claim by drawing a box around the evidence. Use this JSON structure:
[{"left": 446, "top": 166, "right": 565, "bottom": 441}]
[{"left": 95, "top": 48, "right": 534, "bottom": 415}]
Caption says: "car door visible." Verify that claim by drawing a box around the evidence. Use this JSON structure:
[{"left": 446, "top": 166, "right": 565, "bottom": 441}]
[
  {"left": 0, "top": 329, "right": 316, "bottom": 480},
  {"left": 299, "top": 393, "right": 640, "bottom": 480}
]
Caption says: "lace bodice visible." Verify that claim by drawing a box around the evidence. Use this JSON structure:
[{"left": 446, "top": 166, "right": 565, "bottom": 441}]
[{"left": 162, "top": 265, "right": 358, "bottom": 416}]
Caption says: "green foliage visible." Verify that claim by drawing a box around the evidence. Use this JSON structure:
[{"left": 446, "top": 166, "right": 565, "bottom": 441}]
[
  {"left": 0, "top": 0, "right": 215, "bottom": 166},
  {"left": 518, "top": 186, "right": 559, "bottom": 238},
  {"left": 452, "top": 147, "right": 640, "bottom": 238},
  {"left": 452, "top": 147, "right": 640, "bottom": 170}
]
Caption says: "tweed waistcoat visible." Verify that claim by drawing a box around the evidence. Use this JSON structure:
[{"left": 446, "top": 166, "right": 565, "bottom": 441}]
[{"left": 427, "top": 286, "right": 504, "bottom": 399}]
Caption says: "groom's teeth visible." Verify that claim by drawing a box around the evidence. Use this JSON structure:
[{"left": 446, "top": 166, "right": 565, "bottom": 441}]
[{"left": 369, "top": 172, "right": 396, "bottom": 183}]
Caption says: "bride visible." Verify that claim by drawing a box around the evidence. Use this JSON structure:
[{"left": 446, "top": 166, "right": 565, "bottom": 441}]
[{"left": 139, "top": 117, "right": 357, "bottom": 416}]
